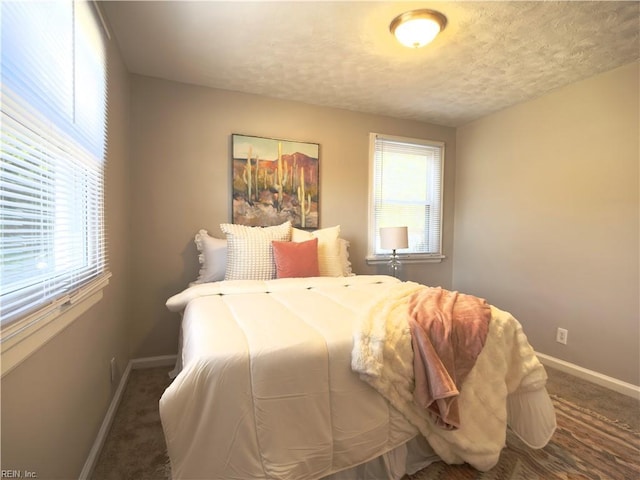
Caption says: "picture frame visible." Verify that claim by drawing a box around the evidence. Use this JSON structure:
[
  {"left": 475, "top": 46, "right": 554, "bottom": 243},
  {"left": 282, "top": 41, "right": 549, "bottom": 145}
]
[{"left": 232, "top": 134, "right": 320, "bottom": 229}]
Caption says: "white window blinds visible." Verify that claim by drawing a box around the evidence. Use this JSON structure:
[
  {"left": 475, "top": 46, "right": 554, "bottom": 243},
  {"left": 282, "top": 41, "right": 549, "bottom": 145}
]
[
  {"left": 1, "top": 1, "right": 108, "bottom": 327},
  {"left": 369, "top": 133, "right": 444, "bottom": 258}
]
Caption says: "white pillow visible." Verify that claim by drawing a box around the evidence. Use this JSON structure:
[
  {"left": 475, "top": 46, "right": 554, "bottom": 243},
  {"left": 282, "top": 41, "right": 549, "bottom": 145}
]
[
  {"left": 193, "top": 230, "right": 227, "bottom": 283},
  {"left": 339, "top": 238, "right": 353, "bottom": 276},
  {"left": 220, "top": 221, "right": 291, "bottom": 280},
  {"left": 292, "top": 225, "right": 343, "bottom": 277}
]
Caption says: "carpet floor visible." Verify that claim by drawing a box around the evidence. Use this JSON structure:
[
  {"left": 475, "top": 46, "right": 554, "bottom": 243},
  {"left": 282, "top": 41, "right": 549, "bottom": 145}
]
[{"left": 91, "top": 366, "right": 639, "bottom": 480}]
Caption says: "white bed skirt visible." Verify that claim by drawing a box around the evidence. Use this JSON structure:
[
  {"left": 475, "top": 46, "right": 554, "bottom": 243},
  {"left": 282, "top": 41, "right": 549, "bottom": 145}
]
[{"left": 324, "top": 435, "right": 440, "bottom": 480}]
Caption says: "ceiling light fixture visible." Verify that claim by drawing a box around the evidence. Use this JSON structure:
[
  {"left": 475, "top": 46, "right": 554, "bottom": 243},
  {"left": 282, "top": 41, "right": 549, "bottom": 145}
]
[{"left": 389, "top": 9, "right": 447, "bottom": 48}]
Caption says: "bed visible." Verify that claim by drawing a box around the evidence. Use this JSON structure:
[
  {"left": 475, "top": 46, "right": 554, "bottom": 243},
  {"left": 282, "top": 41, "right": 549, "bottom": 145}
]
[{"left": 160, "top": 223, "right": 556, "bottom": 480}]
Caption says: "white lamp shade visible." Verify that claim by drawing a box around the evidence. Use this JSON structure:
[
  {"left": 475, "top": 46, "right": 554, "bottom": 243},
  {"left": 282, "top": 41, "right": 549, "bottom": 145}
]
[{"left": 380, "top": 226, "right": 409, "bottom": 250}]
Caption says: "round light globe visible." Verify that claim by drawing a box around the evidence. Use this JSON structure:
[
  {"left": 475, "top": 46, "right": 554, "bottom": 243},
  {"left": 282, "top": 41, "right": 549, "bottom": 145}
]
[{"left": 390, "top": 10, "right": 447, "bottom": 48}]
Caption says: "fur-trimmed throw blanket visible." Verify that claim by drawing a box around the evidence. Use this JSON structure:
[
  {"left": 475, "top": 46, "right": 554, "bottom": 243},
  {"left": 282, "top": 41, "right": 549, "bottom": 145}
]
[
  {"left": 351, "top": 282, "right": 556, "bottom": 472},
  {"left": 409, "top": 287, "right": 491, "bottom": 429}
]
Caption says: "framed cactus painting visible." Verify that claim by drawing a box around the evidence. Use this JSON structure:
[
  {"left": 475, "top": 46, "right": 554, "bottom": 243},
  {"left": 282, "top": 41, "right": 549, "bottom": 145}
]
[{"left": 231, "top": 134, "right": 320, "bottom": 229}]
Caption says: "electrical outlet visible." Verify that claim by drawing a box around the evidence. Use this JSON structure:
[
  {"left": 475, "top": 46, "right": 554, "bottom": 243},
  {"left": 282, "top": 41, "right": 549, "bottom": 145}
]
[
  {"left": 556, "top": 328, "right": 568, "bottom": 345},
  {"left": 110, "top": 357, "right": 117, "bottom": 383}
]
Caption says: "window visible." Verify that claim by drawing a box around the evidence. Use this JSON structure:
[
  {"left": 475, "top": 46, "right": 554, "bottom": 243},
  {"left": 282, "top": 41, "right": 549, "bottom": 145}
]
[
  {"left": 0, "top": 1, "right": 108, "bottom": 353},
  {"left": 368, "top": 133, "right": 444, "bottom": 262}
]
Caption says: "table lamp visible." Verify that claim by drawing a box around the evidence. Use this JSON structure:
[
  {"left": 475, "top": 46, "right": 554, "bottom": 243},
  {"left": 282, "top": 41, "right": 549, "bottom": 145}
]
[{"left": 380, "top": 226, "right": 409, "bottom": 278}]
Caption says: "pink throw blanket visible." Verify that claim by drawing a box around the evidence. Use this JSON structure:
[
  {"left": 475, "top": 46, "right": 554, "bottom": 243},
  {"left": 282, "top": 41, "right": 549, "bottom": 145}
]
[{"left": 409, "top": 287, "right": 491, "bottom": 429}]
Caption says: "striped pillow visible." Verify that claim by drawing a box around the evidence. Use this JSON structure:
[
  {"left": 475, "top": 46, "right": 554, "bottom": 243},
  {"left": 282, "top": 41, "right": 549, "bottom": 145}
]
[{"left": 220, "top": 221, "right": 291, "bottom": 280}]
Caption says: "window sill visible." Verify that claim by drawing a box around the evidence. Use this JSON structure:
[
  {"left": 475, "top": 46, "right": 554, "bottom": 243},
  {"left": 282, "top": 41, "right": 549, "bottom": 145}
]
[
  {"left": 366, "top": 254, "right": 445, "bottom": 265},
  {"left": 1, "top": 272, "right": 111, "bottom": 377}
]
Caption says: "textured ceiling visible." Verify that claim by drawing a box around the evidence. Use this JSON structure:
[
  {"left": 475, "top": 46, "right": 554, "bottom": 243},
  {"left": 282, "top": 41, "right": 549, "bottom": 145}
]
[{"left": 101, "top": 1, "right": 639, "bottom": 127}]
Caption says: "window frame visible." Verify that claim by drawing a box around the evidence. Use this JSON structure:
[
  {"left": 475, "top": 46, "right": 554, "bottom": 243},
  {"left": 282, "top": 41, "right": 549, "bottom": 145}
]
[
  {"left": 0, "top": 0, "right": 110, "bottom": 376},
  {"left": 1, "top": 272, "right": 111, "bottom": 376},
  {"left": 366, "top": 132, "right": 445, "bottom": 264}
]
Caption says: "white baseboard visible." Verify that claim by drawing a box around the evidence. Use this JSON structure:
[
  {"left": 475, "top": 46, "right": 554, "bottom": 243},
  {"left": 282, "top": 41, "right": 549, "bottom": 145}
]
[
  {"left": 536, "top": 352, "right": 640, "bottom": 399},
  {"left": 79, "top": 360, "right": 133, "bottom": 480},
  {"left": 78, "top": 355, "right": 178, "bottom": 480},
  {"left": 130, "top": 354, "right": 177, "bottom": 370}
]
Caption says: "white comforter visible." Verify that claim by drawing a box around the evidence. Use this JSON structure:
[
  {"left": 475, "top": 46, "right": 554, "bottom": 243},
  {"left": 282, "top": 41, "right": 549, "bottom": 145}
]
[
  {"left": 162, "top": 275, "right": 556, "bottom": 479},
  {"left": 162, "top": 276, "right": 419, "bottom": 480}
]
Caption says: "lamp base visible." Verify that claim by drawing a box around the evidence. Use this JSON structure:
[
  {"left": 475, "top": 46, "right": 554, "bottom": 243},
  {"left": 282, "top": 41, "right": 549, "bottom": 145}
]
[{"left": 387, "top": 250, "right": 402, "bottom": 279}]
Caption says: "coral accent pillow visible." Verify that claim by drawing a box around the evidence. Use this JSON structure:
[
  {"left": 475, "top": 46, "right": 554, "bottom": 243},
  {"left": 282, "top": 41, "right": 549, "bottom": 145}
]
[{"left": 272, "top": 238, "right": 319, "bottom": 278}]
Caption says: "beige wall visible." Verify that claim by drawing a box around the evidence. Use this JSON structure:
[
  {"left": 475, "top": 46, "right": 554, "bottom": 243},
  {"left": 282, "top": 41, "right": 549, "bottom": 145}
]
[
  {"left": 453, "top": 62, "right": 639, "bottom": 385},
  {"left": 0, "top": 34, "right": 131, "bottom": 477},
  {"left": 128, "top": 75, "right": 457, "bottom": 357}
]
